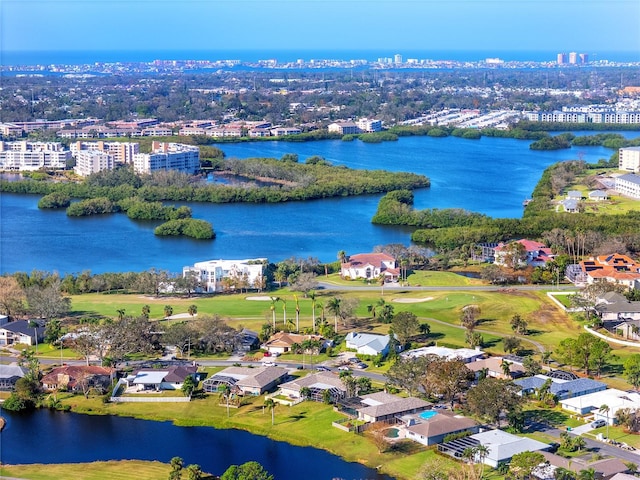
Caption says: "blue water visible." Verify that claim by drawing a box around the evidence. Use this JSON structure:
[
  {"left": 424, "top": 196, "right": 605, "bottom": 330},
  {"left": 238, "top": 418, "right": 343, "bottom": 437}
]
[
  {"left": 1, "top": 409, "right": 392, "bottom": 480},
  {"left": 1, "top": 135, "right": 636, "bottom": 274},
  {"left": 3, "top": 49, "right": 639, "bottom": 66},
  {"left": 419, "top": 410, "right": 438, "bottom": 420}
]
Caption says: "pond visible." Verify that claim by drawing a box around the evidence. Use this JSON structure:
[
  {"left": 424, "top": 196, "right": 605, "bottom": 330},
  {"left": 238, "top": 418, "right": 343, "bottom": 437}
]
[{"left": 1, "top": 408, "right": 394, "bottom": 480}]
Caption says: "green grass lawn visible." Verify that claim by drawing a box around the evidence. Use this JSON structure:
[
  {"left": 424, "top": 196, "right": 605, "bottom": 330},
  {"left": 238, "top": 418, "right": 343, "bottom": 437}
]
[
  {"left": 0, "top": 460, "right": 215, "bottom": 480},
  {"left": 57, "top": 392, "right": 459, "bottom": 480}
]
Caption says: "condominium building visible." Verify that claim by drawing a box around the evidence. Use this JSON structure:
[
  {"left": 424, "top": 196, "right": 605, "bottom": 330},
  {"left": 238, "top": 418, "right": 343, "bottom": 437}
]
[
  {"left": 619, "top": 147, "right": 640, "bottom": 173},
  {"left": 357, "top": 118, "right": 382, "bottom": 133},
  {"left": 569, "top": 52, "right": 578, "bottom": 64},
  {"left": 0, "top": 141, "right": 70, "bottom": 171},
  {"left": 527, "top": 110, "right": 640, "bottom": 124},
  {"left": 70, "top": 141, "right": 139, "bottom": 164},
  {"left": 182, "top": 259, "right": 267, "bottom": 293},
  {"left": 327, "top": 121, "right": 359, "bottom": 135},
  {"left": 615, "top": 173, "right": 640, "bottom": 199},
  {"left": 132, "top": 141, "right": 200, "bottom": 174},
  {"left": 74, "top": 150, "right": 115, "bottom": 177},
  {"left": 557, "top": 53, "right": 567, "bottom": 65}
]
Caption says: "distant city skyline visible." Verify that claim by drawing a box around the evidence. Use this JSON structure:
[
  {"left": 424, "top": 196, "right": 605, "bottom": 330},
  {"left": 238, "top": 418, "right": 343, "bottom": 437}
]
[{"left": 2, "top": 0, "right": 639, "bottom": 54}]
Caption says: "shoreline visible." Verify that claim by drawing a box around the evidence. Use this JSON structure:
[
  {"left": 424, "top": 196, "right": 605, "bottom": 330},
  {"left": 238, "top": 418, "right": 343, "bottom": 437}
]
[{"left": 55, "top": 395, "right": 408, "bottom": 479}]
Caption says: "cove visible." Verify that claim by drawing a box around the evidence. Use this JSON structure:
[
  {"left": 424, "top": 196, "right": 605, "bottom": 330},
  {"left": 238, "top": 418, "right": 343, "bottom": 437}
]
[
  {"left": 1, "top": 409, "right": 393, "bottom": 480},
  {"left": 0, "top": 134, "right": 633, "bottom": 274}
]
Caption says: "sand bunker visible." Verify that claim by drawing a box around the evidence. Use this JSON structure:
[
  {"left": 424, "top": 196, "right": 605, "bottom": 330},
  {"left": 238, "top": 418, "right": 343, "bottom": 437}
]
[
  {"left": 245, "top": 296, "right": 272, "bottom": 301},
  {"left": 392, "top": 297, "right": 434, "bottom": 303}
]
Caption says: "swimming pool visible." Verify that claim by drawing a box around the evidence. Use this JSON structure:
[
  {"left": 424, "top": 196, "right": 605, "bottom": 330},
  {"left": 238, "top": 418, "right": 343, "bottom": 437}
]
[{"left": 419, "top": 410, "right": 438, "bottom": 420}]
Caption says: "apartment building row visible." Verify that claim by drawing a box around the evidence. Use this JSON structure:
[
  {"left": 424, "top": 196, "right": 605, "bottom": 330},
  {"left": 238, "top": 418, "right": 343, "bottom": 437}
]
[
  {"left": 327, "top": 118, "right": 383, "bottom": 135},
  {"left": 526, "top": 110, "right": 640, "bottom": 124},
  {"left": 0, "top": 140, "right": 199, "bottom": 175}
]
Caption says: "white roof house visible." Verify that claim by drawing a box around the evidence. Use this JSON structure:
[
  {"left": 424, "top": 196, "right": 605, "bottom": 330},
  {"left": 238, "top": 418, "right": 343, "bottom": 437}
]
[
  {"left": 402, "top": 345, "right": 485, "bottom": 364},
  {"left": 560, "top": 388, "right": 640, "bottom": 423},
  {"left": 345, "top": 332, "right": 394, "bottom": 356},
  {"left": 439, "top": 429, "right": 549, "bottom": 468}
]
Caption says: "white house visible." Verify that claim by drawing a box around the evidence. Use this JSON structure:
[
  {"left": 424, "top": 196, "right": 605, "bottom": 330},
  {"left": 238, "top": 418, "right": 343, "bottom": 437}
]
[
  {"left": 340, "top": 253, "right": 399, "bottom": 281},
  {"left": 402, "top": 345, "right": 485, "bottom": 364},
  {"left": 345, "top": 332, "right": 395, "bottom": 356},
  {"left": 560, "top": 388, "right": 640, "bottom": 423},
  {"left": 183, "top": 258, "right": 266, "bottom": 293},
  {"left": 0, "top": 320, "right": 45, "bottom": 346},
  {"left": 125, "top": 365, "right": 197, "bottom": 391},
  {"left": 439, "top": 429, "right": 549, "bottom": 467},
  {"left": 493, "top": 239, "right": 554, "bottom": 268}
]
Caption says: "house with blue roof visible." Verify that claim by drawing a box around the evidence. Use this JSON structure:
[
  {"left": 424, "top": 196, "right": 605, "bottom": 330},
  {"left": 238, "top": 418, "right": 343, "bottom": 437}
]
[
  {"left": 345, "top": 332, "right": 396, "bottom": 356},
  {"left": 513, "top": 374, "right": 606, "bottom": 400}
]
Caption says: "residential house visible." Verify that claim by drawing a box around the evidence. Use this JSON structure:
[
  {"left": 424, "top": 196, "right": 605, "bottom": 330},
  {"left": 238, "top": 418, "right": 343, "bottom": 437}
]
[
  {"left": 262, "top": 332, "right": 328, "bottom": 355},
  {"left": 0, "top": 320, "right": 45, "bottom": 346},
  {"left": 340, "top": 253, "right": 399, "bottom": 282},
  {"left": 560, "top": 388, "right": 640, "bottom": 422},
  {"left": 579, "top": 253, "right": 640, "bottom": 289},
  {"left": 125, "top": 365, "right": 197, "bottom": 391},
  {"left": 328, "top": 121, "right": 360, "bottom": 135},
  {"left": 438, "top": 429, "right": 550, "bottom": 467},
  {"left": 589, "top": 190, "right": 609, "bottom": 201},
  {"left": 202, "top": 366, "right": 288, "bottom": 396},
  {"left": 41, "top": 365, "right": 115, "bottom": 393},
  {"left": 182, "top": 258, "right": 266, "bottom": 293},
  {"left": 239, "top": 328, "right": 260, "bottom": 352},
  {"left": 0, "top": 364, "right": 28, "bottom": 390},
  {"left": 354, "top": 392, "right": 431, "bottom": 423},
  {"left": 472, "top": 242, "right": 501, "bottom": 263},
  {"left": 344, "top": 332, "right": 396, "bottom": 356},
  {"left": 513, "top": 374, "right": 607, "bottom": 400},
  {"left": 536, "top": 451, "right": 629, "bottom": 480},
  {"left": 494, "top": 239, "right": 554, "bottom": 268},
  {"left": 560, "top": 198, "right": 579, "bottom": 213},
  {"left": 277, "top": 371, "right": 346, "bottom": 403},
  {"left": 405, "top": 410, "right": 479, "bottom": 446},
  {"left": 402, "top": 345, "right": 485, "bottom": 364},
  {"left": 465, "top": 356, "right": 526, "bottom": 380},
  {"left": 566, "top": 190, "right": 583, "bottom": 201}
]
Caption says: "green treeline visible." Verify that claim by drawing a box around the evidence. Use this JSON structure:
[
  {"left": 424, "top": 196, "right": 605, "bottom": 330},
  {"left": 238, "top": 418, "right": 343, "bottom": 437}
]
[
  {"left": 1, "top": 159, "right": 430, "bottom": 204},
  {"left": 371, "top": 190, "right": 488, "bottom": 227},
  {"left": 372, "top": 169, "right": 640, "bottom": 251},
  {"left": 154, "top": 219, "right": 215, "bottom": 239},
  {"left": 38, "top": 192, "right": 71, "bottom": 209}
]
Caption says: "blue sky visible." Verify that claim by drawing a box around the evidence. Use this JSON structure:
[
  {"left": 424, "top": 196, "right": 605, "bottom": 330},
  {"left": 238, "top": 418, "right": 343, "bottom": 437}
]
[{"left": 2, "top": 0, "right": 639, "bottom": 53}]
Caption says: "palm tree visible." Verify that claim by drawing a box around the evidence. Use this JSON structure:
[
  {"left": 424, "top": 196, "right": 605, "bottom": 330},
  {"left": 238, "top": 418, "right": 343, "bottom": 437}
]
[
  {"left": 501, "top": 359, "right": 512, "bottom": 378},
  {"left": 309, "top": 291, "right": 317, "bottom": 333},
  {"left": 264, "top": 398, "right": 276, "bottom": 425},
  {"left": 116, "top": 308, "right": 126, "bottom": 320},
  {"left": 300, "top": 386, "right": 311, "bottom": 400},
  {"left": 475, "top": 444, "right": 490, "bottom": 480},
  {"left": 281, "top": 297, "right": 287, "bottom": 327},
  {"left": 164, "top": 305, "right": 173, "bottom": 319},
  {"left": 599, "top": 404, "right": 610, "bottom": 438},
  {"left": 188, "top": 304, "right": 197, "bottom": 317},
  {"left": 141, "top": 304, "right": 151, "bottom": 318},
  {"left": 327, "top": 297, "right": 342, "bottom": 333},
  {"left": 294, "top": 294, "right": 300, "bottom": 332},
  {"left": 269, "top": 296, "right": 279, "bottom": 328},
  {"left": 573, "top": 436, "right": 586, "bottom": 451},
  {"left": 554, "top": 467, "right": 577, "bottom": 480},
  {"left": 578, "top": 468, "right": 596, "bottom": 480},
  {"left": 219, "top": 384, "right": 231, "bottom": 417},
  {"left": 337, "top": 250, "right": 347, "bottom": 264}
]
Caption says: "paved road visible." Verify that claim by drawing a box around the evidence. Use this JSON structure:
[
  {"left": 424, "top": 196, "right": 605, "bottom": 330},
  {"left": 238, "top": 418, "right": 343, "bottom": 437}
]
[{"left": 318, "top": 282, "right": 577, "bottom": 292}]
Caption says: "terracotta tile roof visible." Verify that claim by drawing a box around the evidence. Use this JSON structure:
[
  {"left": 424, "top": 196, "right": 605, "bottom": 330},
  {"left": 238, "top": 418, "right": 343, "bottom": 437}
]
[{"left": 344, "top": 253, "right": 395, "bottom": 268}]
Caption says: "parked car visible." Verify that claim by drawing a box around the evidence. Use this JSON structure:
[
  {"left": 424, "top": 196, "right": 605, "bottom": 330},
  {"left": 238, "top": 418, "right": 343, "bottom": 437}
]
[
  {"left": 355, "top": 362, "right": 368, "bottom": 369},
  {"left": 262, "top": 361, "right": 276, "bottom": 367},
  {"left": 338, "top": 365, "right": 350, "bottom": 371},
  {"left": 590, "top": 419, "right": 606, "bottom": 428},
  {"left": 316, "top": 366, "right": 330, "bottom": 372},
  {"left": 348, "top": 357, "right": 359, "bottom": 364}
]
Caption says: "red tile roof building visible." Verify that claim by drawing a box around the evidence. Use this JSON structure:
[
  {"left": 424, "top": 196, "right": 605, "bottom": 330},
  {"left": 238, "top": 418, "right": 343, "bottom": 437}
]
[
  {"left": 580, "top": 253, "right": 640, "bottom": 288},
  {"left": 340, "top": 253, "right": 399, "bottom": 281}
]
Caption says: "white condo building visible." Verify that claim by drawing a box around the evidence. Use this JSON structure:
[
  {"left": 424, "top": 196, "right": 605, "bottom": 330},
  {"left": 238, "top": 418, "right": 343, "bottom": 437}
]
[
  {"left": 615, "top": 173, "right": 640, "bottom": 199},
  {"left": 183, "top": 259, "right": 267, "bottom": 293},
  {"left": 0, "top": 141, "right": 70, "bottom": 171},
  {"left": 619, "top": 147, "right": 640, "bottom": 173},
  {"left": 132, "top": 141, "right": 200, "bottom": 174},
  {"left": 357, "top": 118, "right": 382, "bottom": 133},
  {"left": 74, "top": 150, "right": 115, "bottom": 177},
  {"left": 70, "top": 141, "right": 139, "bottom": 164}
]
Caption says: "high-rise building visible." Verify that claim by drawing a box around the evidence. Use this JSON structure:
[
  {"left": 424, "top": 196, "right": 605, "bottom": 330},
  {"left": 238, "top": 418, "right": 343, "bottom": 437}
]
[
  {"left": 569, "top": 52, "right": 578, "bottom": 64},
  {"left": 579, "top": 53, "right": 589, "bottom": 64},
  {"left": 394, "top": 53, "right": 403, "bottom": 64},
  {"left": 132, "top": 141, "right": 199, "bottom": 174},
  {"left": 557, "top": 53, "right": 568, "bottom": 65}
]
